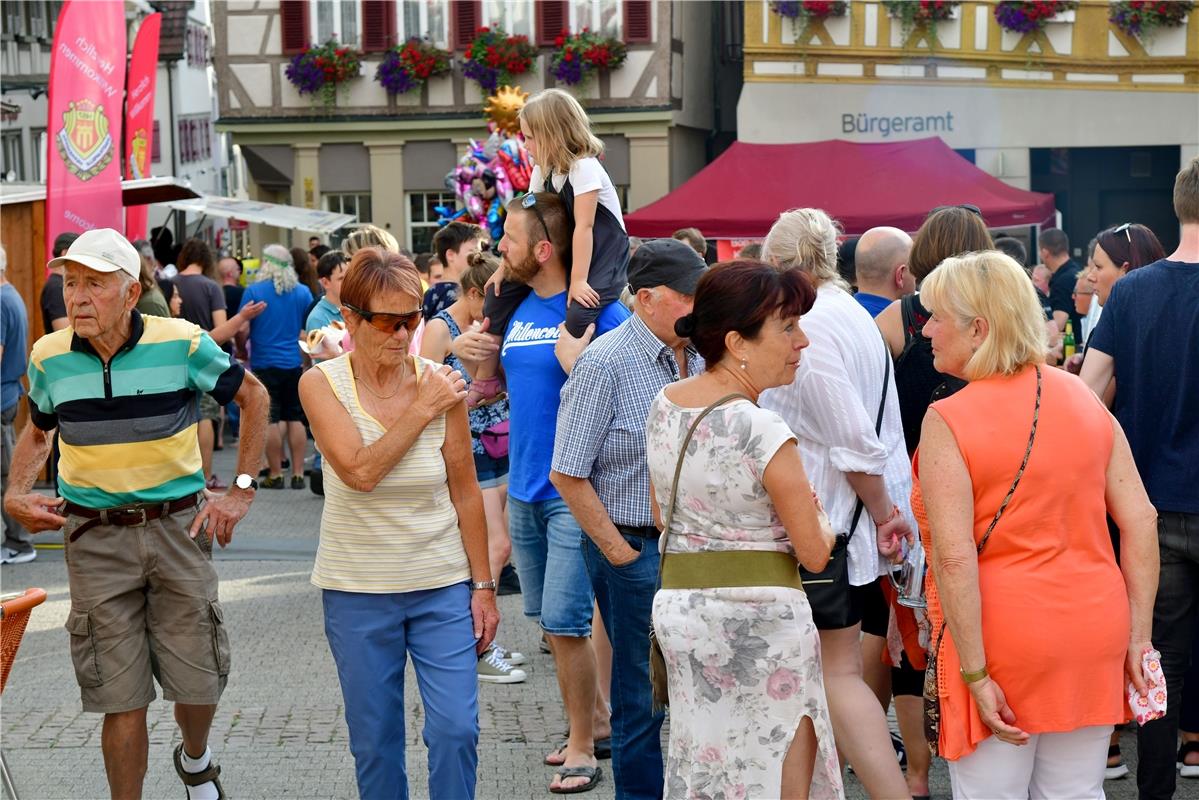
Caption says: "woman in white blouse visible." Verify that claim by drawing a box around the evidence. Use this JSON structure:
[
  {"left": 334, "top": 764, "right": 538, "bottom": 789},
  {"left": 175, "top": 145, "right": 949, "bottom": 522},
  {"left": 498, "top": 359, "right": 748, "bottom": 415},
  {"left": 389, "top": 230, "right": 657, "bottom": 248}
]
[{"left": 760, "top": 208, "right": 915, "bottom": 798}]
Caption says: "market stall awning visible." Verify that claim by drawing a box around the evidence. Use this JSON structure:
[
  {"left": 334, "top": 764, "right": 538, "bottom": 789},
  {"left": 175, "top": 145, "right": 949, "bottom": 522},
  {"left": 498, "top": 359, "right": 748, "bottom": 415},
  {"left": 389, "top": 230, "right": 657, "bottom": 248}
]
[
  {"left": 0, "top": 176, "right": 201, "bottom": 207},
  {"left": 625, "top": 137, "right": 1057, "bottom": 238},
  {"left": 162, "top": 195, "right": 355, "bottom": 234}
]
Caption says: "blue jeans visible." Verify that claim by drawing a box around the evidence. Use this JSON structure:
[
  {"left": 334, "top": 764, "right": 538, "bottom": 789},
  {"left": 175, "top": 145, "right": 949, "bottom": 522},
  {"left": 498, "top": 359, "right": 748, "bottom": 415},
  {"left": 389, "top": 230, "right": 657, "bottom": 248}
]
[
  {"left": 1137, "top": 512, "right": 1199, "bottom": 800},
  {"left": 582, "top": 533, "right": 665, "bottom": 800},
  {"left": 323, "top": 584, "right": 479, "bottom": 800},
  {"left": 507, "top": 495, "right": 593, "bottom": 637}
]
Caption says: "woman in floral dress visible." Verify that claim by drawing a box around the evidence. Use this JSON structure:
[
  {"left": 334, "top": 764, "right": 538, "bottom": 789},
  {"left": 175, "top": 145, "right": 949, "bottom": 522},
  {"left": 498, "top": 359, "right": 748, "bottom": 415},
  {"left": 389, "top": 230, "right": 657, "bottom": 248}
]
[{"left": 646, "top": 260, "right": 844, "bottom": 799}]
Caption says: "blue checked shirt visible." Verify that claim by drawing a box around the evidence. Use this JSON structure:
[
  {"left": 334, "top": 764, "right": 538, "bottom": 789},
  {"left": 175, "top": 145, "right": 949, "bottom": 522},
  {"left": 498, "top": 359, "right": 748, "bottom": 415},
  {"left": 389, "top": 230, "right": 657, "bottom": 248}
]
[{"left": 552, "top": 314, "right": 704, "bottom": 528}]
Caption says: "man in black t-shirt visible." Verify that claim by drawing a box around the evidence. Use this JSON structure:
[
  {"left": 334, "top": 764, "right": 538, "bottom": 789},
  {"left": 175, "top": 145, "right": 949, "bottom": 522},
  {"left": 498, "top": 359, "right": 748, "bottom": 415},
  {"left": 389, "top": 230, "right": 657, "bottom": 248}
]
[
  {"left": 39, "top": 232, "right": 78, "bottom": 334},
  {"left": 1039, "top": 228, "right": 1084, "bottom": 336}
]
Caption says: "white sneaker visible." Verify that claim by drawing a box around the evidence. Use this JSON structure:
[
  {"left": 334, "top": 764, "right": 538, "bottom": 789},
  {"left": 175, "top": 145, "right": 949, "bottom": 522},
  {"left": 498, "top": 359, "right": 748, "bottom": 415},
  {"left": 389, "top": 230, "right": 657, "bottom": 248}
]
[
  {"left": 493, "top": 643, "right": 527, "bottom": 666},
  {"left": 1105, "top": 763, "right": 1129, "bottom": 780},
  {"left": 0, "top": 545, "right": 37, "bottom": 564},
  {"left": 477, "top": 645, "right": 527, "bottom": 684}
]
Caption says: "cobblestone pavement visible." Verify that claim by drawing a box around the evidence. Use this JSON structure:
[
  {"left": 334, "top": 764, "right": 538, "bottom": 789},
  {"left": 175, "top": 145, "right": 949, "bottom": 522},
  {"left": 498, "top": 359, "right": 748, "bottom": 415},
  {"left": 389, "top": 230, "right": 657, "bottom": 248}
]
[{"left": 1, "top": 446, "right": 1151, "bottom": 799}]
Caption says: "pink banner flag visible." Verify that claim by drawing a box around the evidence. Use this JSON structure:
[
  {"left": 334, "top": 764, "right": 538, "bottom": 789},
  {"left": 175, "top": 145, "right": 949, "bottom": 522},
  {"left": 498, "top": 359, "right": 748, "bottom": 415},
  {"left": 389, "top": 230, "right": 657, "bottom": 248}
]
[
  {"left": 124, "top": 13, "right": 161, "bottom": 241},
  {"left": 44, "top": 0, "right": 127, "bottom": 262}
]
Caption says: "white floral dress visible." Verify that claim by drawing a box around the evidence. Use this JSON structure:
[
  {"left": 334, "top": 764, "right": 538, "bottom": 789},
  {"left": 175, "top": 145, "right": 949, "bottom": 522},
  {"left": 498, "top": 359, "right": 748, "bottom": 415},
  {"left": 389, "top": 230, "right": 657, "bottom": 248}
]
[{"left": 646, "top": 393, "right": 844, "bottom": 800}]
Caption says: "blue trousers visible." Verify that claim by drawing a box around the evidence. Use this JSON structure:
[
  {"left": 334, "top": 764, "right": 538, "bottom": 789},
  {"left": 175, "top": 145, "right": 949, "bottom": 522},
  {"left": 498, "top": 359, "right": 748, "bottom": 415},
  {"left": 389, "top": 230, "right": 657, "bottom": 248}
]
[
  {"left": 323, "top": 584, "right": 479, "bottom": 800},
  {"left": 582, "top": 534, "right": 665, "bottom": 800}
]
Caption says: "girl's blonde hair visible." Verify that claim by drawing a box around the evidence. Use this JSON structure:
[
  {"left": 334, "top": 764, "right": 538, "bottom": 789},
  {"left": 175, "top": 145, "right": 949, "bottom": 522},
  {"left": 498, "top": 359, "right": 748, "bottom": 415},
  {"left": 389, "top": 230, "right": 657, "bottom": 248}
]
[
  {"left": 519, "top": 88, "right": 604, "bottom": 175},
  {"left": 920, "top": 250, "right": 1048, "bottom": 381},
  {"left": 459, "top": 250, "right": 500, "bottom": 295},
  {"left": 343, "top": 224, "right": 399, "bottom": 256},
  {"left": 762, "top": 208, "right": 847, "bottom": 291}
]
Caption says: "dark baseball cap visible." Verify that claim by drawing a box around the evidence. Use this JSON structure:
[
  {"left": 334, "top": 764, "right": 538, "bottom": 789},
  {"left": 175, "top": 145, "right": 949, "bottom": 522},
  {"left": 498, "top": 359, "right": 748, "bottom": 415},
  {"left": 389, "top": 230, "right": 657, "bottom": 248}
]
[{"left": 627, "top": 238, "right": 706, "bottom": 295}]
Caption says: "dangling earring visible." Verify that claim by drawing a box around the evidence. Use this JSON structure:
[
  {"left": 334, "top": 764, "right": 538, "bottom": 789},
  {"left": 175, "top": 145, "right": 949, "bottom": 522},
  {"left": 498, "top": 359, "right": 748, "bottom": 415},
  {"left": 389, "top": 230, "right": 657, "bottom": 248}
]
[{"left": 740, "top": 360, "right": 748, "bottom": 370}]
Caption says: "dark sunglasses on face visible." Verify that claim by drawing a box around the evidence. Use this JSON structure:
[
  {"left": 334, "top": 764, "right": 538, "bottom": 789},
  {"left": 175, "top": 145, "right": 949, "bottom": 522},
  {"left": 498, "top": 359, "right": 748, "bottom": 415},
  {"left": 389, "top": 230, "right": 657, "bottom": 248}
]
[
  {"left": 344, "top": 303, "right": 422, "bottom": 333},
  {"left": 929, "top": 203, "right": 983, "bottom": 218},
  {"left": 521, "top": 192, "right": 552, "bottom": 243}
]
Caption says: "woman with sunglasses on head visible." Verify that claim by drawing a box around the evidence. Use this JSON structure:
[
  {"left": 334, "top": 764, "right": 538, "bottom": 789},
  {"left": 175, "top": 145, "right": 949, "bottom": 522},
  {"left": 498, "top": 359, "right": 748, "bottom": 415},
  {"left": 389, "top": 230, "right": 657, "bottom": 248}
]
[
  {"left": 239, "top": 243, "right": 315, "bottom": 488},
  {"left": 298, "top": 246, "right": 499, "bottom": 800}
]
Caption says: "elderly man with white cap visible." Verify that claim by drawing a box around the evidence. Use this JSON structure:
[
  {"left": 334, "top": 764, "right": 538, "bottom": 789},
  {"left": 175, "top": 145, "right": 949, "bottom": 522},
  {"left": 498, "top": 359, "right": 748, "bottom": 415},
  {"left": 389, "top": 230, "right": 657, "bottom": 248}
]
[{"left": 3, "top": 228, "right": 269, "bottom": 800}]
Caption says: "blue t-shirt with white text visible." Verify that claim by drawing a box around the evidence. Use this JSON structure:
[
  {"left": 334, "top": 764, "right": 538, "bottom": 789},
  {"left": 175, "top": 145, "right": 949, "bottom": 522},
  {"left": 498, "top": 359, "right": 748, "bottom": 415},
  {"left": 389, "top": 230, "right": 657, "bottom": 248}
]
[
  {"left": 501, "top": 292, "right": 630, "bottom": 503},
  {"left": 1088, "top": 259, "right": 1199, "bottom": 514},
  {"left": 239, "top": 280, "right": 313, "bottom": 371}
]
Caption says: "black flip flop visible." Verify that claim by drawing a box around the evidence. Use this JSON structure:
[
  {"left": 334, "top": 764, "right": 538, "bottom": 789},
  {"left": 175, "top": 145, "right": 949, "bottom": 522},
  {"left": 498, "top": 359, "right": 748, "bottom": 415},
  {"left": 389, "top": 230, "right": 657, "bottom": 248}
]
[
  {"left": 550, "top": 765, "right": 603, "bottom": 795},
  {"left": 172, "top": 744, "right": 227, "bottom": 800},
  {"left": 544, "top": 737, "right": 612, "bottom": 765}
]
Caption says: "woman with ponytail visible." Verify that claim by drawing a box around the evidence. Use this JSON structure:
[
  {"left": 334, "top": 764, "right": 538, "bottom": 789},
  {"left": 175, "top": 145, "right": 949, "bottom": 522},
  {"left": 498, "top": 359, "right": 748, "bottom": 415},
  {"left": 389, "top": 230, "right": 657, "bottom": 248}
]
[{"left": 759, "top": 208, "right": 917, "bottom": 799}]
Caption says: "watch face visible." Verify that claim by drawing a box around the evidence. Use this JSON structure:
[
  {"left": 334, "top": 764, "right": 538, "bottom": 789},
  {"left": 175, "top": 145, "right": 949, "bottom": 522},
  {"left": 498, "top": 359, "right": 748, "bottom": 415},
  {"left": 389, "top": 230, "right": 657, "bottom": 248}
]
[{"left": 236, "top": 474, "right": 253, "bottom": 489}]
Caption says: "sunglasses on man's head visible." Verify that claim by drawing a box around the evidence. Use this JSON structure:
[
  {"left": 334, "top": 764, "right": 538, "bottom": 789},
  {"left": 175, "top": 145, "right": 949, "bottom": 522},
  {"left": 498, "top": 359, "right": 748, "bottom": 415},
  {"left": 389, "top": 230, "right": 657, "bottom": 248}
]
[
  {"left": 344, "top": 303, "right": 422, "bottom": 333},
  {"left": 521, "top": 192, "right": 552, "bottom": 243},
  {"left": 929, "top": 203, "right": 983, "bottom": 218}
]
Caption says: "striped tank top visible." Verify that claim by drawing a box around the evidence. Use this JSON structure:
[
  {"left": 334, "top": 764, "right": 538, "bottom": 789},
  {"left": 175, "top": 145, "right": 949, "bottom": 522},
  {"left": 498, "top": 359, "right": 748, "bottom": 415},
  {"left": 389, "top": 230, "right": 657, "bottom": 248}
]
[{"left": 310, "top": 353, "right": 471, "bottom": 593}]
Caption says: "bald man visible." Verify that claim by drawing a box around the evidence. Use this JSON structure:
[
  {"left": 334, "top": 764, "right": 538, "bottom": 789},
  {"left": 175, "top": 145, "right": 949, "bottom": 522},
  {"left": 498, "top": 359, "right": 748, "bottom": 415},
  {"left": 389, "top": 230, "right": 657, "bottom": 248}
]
[{"left": 853, "top": 226, "right": 915, "bottom": 317}]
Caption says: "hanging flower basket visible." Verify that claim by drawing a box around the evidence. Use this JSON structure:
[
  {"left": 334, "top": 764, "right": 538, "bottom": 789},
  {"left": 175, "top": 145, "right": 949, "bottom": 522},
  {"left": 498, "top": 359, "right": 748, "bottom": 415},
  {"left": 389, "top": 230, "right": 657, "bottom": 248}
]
[
  {"left": 550, "top": 29, "right": 627, "bottom": 87},
  {"left": 1109, "top": 1, "right": 1193, "bottom": 39},
  {"left": 375, "top": 38, "right": 452, "bottom": 96},
  {"left": 284, "top": 39, "right": 362, "bottom": 108},
  {"left": 771, "top": 1, "right": 849, "bottom": 24},
  {"left": 994, "top": 1, "right": 1078, "bottom": 34},
  {"left": 883, "top": 0, "right": 960, "bottom": 41},
  {"left": 463, "top": 26, "right": 537, "bottom": 93}
]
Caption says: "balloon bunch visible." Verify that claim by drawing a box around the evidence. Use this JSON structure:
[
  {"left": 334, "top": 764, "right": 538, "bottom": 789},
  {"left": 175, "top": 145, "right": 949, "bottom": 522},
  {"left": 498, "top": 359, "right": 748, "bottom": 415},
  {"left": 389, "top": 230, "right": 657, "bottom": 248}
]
[{"left": 436, "top": 123, "right": 534, "bottom": 243}]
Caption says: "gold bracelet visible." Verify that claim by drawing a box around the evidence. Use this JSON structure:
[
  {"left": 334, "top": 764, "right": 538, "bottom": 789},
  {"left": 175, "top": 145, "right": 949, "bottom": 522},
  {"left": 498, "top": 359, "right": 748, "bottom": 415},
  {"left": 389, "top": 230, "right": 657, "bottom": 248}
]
[{"left": 960, "top": 665, "right": 989, "bottom": 684}]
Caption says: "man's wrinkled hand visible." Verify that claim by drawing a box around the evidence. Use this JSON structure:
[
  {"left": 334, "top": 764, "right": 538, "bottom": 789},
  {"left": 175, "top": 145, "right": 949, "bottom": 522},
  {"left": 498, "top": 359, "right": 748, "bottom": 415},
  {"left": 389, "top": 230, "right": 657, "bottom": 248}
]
[
  {"left": 3, "top": 493, "right": 67, "bottom": 533},
  {"left": 188, "top": 488, "right": 253, "bottom": 548}
]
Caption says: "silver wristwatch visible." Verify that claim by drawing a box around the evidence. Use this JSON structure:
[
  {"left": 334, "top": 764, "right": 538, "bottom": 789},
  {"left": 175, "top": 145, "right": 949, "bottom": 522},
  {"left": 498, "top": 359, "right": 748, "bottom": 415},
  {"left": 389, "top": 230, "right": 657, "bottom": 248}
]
[{"left": 470, "top": 580, "right": 497, "bottom": 592}]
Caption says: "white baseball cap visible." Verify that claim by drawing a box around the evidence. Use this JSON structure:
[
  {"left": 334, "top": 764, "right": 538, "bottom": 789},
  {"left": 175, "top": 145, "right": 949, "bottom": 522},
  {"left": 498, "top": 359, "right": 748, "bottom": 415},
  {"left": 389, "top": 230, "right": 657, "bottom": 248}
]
[{"left": 47, "top": 228, "right": 141, "bottom": 281}]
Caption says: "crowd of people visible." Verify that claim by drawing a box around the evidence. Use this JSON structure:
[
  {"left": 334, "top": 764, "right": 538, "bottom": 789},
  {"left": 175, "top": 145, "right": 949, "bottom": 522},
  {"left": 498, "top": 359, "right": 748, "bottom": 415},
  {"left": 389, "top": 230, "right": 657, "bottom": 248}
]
[{"left": 1, "top": 86, "right": 1197, "bottom": 800}]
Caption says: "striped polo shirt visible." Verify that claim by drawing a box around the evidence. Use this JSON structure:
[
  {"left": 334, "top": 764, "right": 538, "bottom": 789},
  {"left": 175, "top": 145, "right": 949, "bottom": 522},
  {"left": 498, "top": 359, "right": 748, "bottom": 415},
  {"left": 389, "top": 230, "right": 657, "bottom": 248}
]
[{"left": 27, "top": 310, "right": 245, "bottom": 508}]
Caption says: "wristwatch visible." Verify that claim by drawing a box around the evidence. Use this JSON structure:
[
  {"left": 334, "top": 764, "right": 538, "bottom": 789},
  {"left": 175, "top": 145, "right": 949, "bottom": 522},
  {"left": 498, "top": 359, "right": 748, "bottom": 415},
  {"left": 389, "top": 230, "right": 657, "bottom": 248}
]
[
  {"left": 234, "top": 473, "right": 259, "bottom": 491},
  {"left": 470, "top": 580, "right": 497, "bottom": 592}
]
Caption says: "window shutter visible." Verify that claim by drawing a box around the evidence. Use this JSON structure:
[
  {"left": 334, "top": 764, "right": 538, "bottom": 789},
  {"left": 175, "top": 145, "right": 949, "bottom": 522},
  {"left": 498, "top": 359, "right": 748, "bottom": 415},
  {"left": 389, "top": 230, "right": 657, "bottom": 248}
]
[
  {"left": 452, "top": 0, "right": 481, "bottom": 50},
  {"left": 362, "top": 0, "right": 396, "bottom": 52},
  {"left": 537, "top": 1, "right": 568, "bottom": 46},
  {"left": 624, "top": 0, "right": 651, "bottom": 43},
  {"left": 280, "top": 0, "right": 310, "bottom": 54}
]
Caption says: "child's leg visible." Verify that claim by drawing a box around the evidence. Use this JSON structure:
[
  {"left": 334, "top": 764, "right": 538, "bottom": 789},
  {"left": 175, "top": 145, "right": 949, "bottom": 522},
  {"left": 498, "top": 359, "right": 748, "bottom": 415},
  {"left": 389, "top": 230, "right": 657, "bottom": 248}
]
[
  {"left": 563, "top": 281, "right": 625, "bottom": 338},
  {"left": 471, "top": 280, "right": 530, "bottom": 405}
]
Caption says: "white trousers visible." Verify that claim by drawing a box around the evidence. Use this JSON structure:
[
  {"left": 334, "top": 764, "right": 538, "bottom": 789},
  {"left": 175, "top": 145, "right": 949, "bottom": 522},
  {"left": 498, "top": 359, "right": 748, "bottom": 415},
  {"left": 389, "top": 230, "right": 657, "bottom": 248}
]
[{"left": 947, "top": 724, "right": 1113, "bottom": 800}]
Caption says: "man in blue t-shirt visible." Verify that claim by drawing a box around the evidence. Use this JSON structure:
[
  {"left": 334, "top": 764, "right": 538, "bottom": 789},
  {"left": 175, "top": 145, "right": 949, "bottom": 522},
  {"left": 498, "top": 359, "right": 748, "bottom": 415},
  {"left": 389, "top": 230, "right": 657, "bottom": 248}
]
[
  {"left": 852, "top": 226, "right": 914, "bottom": 318},
  {"left": 0, "top": 245, "right": 34, "bottom": 563},
  {"left": 1083, "top": 156, "right": 1199, "bottom": 800},
  {"left": 498, "top": 192, "right": 628, "bottom": 793}
]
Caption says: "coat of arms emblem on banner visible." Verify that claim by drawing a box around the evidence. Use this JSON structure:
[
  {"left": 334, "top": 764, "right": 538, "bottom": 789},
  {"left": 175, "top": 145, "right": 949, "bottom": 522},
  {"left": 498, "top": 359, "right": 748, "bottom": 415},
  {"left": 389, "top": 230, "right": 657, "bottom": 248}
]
[
  {"left": 129, "top": 128, "right": 149, "bottom": 179},
  {"left": 56, "top": 99, "right": 114, "bottom": 180}
]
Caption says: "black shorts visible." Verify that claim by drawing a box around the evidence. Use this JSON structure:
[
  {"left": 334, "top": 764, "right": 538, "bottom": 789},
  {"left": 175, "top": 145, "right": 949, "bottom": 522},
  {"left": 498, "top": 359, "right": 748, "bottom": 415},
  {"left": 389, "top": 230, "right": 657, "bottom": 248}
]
[
  {"left": 849, "top": 578, "right": 890, "bottom": 638},
  {"left": 891, "top": 651, "right": 925, "bottom": 697},
  {"left": 254, "top": 367, "right": 303, "bottom": 423}
]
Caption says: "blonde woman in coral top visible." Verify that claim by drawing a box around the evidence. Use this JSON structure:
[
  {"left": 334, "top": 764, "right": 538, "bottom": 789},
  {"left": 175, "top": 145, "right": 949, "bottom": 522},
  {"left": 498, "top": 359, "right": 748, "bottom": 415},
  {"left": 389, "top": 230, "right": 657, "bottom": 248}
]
[{"left": 914, "top": 251, "right": 1159, "bottom": 799}]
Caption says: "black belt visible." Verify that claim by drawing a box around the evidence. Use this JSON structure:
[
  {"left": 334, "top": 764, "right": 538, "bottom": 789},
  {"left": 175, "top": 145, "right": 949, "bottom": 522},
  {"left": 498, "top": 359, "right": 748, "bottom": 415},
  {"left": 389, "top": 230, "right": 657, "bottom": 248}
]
[
  {"left": 64, "top": 493, "right": 201, "bottom": 542},
  {"left": 616, "top": 524, "right": 660, "bottom": 540}
]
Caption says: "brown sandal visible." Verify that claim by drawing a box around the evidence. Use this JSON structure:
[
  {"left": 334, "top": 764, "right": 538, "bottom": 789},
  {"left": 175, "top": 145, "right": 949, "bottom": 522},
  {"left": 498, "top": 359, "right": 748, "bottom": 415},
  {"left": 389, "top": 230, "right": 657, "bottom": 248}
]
[{"left": 173, "top": 744, "right": 227, "bottom": 799}]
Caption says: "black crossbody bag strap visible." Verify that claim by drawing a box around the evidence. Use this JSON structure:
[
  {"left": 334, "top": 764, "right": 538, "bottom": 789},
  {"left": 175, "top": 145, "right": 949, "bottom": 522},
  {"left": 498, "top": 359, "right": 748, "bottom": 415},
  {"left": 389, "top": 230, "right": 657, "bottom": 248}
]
[{"left": 846, "top": 344, "right": 892, "bottom": 544}]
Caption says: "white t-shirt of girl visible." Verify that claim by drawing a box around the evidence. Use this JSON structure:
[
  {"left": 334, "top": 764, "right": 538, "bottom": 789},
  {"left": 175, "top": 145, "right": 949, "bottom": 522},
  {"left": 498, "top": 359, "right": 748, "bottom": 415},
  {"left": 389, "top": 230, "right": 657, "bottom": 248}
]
[{"left": 529, "top": 157, "right": 626, "bottom": 231}]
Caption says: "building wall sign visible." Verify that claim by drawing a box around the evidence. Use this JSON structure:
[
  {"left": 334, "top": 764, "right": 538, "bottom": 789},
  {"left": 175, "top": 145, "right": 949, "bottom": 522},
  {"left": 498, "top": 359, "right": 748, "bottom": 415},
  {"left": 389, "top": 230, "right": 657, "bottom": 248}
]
[{"left": 841, "top": 112, "right": 955, "bottom": 139}]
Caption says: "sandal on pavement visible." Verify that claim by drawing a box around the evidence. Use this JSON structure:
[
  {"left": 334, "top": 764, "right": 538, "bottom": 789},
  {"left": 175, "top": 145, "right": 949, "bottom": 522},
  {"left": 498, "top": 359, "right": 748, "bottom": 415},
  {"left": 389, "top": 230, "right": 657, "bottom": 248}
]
[
  {"left": 1106, "top": 744, "right": 1129, "bottom": 780},
  {"left": 544, "top": 737, "right": 611, "bottom": 766},
  {"left": 172, "top": 744, "right": 227, "bottom": 800},
  {"left": 549, "top": 765, "right": 603, "bottom": 795},
  {"left": 1180, "top": 741, "right": 1199, "bottom": 778}
]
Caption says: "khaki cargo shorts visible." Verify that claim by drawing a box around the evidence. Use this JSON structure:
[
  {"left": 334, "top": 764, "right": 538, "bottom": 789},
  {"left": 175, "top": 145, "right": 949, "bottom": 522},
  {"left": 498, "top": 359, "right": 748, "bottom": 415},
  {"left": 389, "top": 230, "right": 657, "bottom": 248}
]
[{"left": 63, "top": 500, "right": 231, "bottom": 714}]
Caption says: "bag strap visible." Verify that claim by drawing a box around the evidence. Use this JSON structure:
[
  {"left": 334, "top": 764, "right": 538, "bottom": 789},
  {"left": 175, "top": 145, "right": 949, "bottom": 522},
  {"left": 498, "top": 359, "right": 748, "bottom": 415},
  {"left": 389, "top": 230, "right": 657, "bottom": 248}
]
[
  {"left": 655, "top": 393, "right": 751, "bottom": 590},
  {"left": 846, "top": 341, "right": 892, "bottom": 545},
  {"left": 977, "top": 366, "right": 1042, "bottom": 555},
  {"left": 900, "top": 294, "right": 918, "bottom": 352}
]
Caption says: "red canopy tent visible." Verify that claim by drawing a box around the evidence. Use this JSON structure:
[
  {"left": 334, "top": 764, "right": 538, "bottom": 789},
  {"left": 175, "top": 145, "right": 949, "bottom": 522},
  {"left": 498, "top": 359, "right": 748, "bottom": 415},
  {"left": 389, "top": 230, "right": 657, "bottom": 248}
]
[{"left": 625, "top": 137, "right": 1056, "bottom": 238}]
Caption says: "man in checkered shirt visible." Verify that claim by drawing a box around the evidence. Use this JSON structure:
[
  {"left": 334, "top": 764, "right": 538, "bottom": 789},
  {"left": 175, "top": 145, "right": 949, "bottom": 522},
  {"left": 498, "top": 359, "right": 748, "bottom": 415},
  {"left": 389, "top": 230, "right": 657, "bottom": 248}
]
[{"left": 550, "top": 239, "right": 707, "bottom": 800}]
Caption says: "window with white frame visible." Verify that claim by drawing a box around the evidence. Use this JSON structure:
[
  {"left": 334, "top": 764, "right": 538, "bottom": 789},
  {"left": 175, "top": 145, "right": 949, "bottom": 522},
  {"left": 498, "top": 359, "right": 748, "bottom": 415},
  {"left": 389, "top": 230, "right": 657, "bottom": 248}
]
[
  {"left": 482, "top": 0, "right": 534, "bottom": 38},
  {"left": 326, "top": 192, "right": 372, "bottom": 224},
  {"left": 408, "top": 191, "right": 456, "bottom": 254},
  {"left": 570, "top": 0, "right": 621, "bottom": 37},
  {"left": 399, "top": 0, "right": 448, "bottom": 46},
  {"left": 1, "top": 131, "right": 24, "bottom": 182},
  {"left": 31, "top": 128, "right": 46, "bottom": 182},
  {"left": 313, "top": 0, "right": 359, "bottom": 46}
]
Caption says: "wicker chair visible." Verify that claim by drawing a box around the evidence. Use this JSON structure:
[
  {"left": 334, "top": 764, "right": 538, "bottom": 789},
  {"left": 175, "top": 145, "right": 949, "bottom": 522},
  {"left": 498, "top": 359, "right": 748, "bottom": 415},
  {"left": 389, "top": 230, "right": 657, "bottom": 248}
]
[{"left": 1, "top": 588, "right": 48, "bottom": 800}]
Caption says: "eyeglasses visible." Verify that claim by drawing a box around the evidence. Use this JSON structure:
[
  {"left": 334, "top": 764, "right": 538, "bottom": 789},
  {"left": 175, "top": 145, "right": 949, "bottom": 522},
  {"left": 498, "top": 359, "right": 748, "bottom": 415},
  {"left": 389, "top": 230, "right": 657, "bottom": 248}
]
[
  {"left": 521, "top": 193, "right": 552, "bottom": 244},
  {"left": 1113, "top": 222, "right": 1133, "bottom": 242},
  {"left": 343, "top": 303, "right": 422, "bottom": 333},
  {"left": 929, "top": 203, "right": 983, "bottom": 218}
]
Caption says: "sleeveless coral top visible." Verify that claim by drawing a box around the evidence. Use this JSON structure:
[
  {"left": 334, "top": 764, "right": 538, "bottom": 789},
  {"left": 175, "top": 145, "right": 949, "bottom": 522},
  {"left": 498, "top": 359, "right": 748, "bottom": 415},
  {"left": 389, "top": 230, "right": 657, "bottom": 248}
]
[{"left": 915, "top": 365, "right": 1128, "bottom": 760}]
